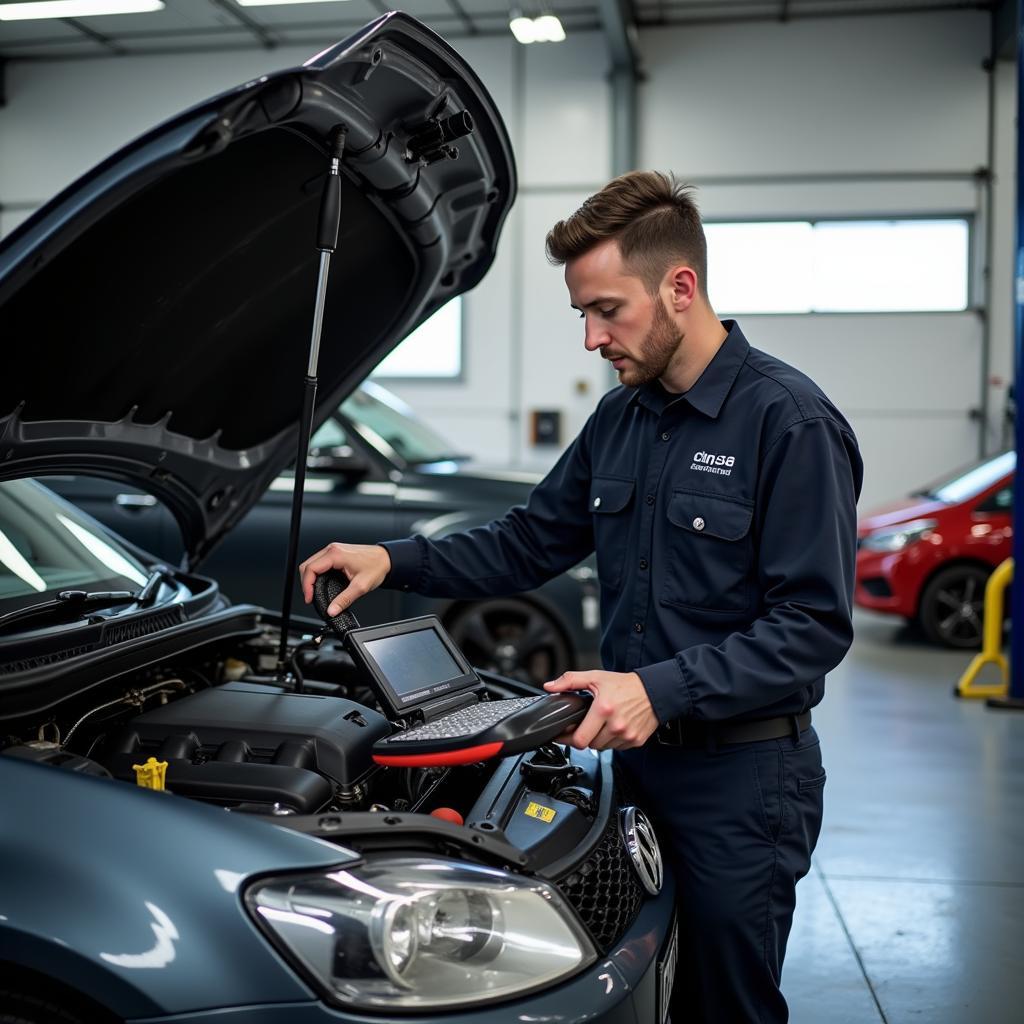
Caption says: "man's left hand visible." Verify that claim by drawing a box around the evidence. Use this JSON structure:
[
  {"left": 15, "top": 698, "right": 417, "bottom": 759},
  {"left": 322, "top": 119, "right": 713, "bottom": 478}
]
[{"left": 543, "top": 670, "right": 660, "bottom": 751}]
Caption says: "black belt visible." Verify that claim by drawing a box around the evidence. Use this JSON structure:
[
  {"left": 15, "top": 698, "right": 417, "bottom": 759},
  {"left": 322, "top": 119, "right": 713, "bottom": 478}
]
[{"left": 656, "top": 710, "right": 812, "bottom": 748}]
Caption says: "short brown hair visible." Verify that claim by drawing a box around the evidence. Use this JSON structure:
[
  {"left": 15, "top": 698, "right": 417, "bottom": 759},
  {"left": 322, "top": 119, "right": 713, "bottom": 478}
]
[{"left": 545, "top": 171, "right": 707, "bottom": 297}]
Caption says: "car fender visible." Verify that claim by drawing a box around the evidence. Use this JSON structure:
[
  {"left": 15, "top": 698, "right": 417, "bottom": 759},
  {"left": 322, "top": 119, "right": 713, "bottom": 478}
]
[{"left": 0, "top": 757, "right": 355, "bottom": 1016}]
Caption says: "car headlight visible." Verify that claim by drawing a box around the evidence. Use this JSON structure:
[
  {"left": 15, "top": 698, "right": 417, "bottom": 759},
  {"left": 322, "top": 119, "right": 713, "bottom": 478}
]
[
  {"left": 861, "top": 518, "right": 938, "bottom": 552},
  {"left": 245, "top": 857, "right": 596, "bottom": 1010}
]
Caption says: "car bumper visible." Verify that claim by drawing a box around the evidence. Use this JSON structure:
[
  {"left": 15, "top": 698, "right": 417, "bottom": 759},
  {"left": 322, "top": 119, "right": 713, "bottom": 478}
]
[
  {"left": 128, "top": 878, "right": 677, "bottom": 1024},
  {"left": 854, "top": 546, "right": 925, "bottom": 618}
]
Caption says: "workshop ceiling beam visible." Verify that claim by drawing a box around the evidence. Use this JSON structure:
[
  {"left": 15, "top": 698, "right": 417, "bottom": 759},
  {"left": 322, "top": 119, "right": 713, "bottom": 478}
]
[
  {"left": 61, "top": 17, "right": 125, "bottom": 54},
  {"left": 445, "top": 0, "right": 477, "bottom": 35},
  {"left": 207, "top": 0, "right": 277, "bottom": 50}
]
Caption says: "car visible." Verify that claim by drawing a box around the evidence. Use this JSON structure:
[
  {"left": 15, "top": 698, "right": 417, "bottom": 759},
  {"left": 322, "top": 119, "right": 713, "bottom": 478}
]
[
  {"left": 48, "top": 380, "right": 601, "bottom": 688},
  {"left": 0, "top": 14, "right": 675, "bottom": 1024},
  {"left": 855, "top": 450, "right": 1014, "bottom": 648}
]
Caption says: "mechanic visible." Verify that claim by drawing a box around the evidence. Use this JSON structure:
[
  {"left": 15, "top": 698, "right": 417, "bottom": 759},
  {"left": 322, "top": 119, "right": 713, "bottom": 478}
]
[{"left": 299, "top": 170, "right": 863, "bottom": 1024}]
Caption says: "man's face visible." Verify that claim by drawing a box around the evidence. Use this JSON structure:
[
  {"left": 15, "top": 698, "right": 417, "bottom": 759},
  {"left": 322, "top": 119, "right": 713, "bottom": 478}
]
[{"left": 565, "top": 240, "right": 682, "bottom": 388}]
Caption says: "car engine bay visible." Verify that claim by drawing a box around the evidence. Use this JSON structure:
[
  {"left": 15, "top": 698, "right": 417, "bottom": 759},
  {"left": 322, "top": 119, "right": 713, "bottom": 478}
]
[{"left": 0, "top": 620, "right": 645, "bottom": 952}]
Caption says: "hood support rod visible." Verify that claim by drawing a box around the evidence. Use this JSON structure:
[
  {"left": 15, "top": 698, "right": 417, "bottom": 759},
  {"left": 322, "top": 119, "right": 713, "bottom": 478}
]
[{"left": 276, "top": 124, "right": 348, "bottom": 682}]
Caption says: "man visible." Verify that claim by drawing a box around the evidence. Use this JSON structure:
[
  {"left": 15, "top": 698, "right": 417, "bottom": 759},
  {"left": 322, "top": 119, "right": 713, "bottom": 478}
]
[{"left": 299, "top": 171, "right": 863, "bottom": 1023}]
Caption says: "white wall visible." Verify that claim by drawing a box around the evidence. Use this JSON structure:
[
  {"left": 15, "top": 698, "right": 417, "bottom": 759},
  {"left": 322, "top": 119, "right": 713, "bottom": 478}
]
[
  {"left": 639, "top": 13, "right": 996, "bottom": 510},
  {"left": 0, "top": 10, "right": 1015, "bottom": 510}
]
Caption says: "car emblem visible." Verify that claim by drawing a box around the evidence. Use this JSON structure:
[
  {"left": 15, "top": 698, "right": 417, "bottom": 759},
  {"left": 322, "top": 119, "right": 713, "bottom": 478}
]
[{"left": 620, "top": 806, "right": 663, "bottom": 896}]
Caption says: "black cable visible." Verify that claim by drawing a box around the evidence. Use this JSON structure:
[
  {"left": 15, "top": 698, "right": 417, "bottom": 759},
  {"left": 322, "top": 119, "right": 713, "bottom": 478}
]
[{"left": 288, "top": 638, "right": 322, "bottom": 694}]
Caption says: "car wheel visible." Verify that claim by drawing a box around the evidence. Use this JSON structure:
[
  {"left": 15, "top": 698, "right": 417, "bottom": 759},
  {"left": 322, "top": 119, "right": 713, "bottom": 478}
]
[
  {"left": 918, "top": 564, "right": 991, "bottom": 649},
  {"left": 447, "top": 599, "right": 572, "bottom": 686}
]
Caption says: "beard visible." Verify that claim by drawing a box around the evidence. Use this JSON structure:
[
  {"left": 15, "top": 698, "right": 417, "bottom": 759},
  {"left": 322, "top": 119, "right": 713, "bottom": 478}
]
[{"left": 613, "top": 298, "right": 683, "bottom": 388}]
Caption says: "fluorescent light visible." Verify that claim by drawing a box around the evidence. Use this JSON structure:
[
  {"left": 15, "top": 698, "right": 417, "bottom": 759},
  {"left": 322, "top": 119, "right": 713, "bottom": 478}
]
[
  {"left": 509, "top": 13, "right": 565, "bottom": 44},
  {"left": 0, "top": 0, "right": 162, "bottom": 19},
  {"left": 534, "top": 14, "right": 565, "bottom": 41},
  {"left": 509, "top": 15, "right": 537, "bottom": 44},
  {"left": 237, "top": 0, "right": 351, "bottom": 6}
]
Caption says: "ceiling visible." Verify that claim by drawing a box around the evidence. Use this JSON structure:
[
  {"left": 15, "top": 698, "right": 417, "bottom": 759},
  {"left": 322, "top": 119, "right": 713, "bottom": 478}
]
[{"left": 0, "top": 0, "right": 992, "bottom": 61}]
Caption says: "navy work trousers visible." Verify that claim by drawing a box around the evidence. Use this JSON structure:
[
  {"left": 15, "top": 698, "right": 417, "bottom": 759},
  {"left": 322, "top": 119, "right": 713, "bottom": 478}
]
[{"left": 616, "top": 726, "right": 825, "bottom": 1024}]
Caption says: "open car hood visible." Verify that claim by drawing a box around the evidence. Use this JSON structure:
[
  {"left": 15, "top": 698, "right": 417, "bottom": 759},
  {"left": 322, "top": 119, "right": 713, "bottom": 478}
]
[{"left": 0, "top": 13, "right": 515, "bottom": 569}]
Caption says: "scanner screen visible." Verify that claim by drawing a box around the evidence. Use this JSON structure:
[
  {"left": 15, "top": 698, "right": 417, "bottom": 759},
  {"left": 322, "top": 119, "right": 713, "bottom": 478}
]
[{"left": 363, "top": 628, "right": 465, "bottom": 704}]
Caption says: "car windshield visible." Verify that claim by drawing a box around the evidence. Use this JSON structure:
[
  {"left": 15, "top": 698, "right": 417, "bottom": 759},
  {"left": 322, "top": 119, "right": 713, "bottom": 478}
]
[
  {"left": 0, "top": 479, "right": 149, "bottom": 614},
  {"left": 342, "top": 382, "right": 466, "bottom": 466},
  {"left": 917, "top": 450, "right": 1016, "bottom": 504}
]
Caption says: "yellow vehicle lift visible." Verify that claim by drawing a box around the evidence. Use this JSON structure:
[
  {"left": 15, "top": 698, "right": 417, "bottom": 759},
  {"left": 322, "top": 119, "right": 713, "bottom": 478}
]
[{"left": 956, "top": 557, "right": 1012, "bottom": 699}]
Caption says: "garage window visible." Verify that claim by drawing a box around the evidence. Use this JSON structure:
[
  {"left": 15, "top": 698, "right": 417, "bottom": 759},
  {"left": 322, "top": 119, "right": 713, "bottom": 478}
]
[
  {"left": 373, "top": 297, "right": 462, "bottom": 379},
  {"left": 705, "top": 218, "right": 970, "bottom": 314}
]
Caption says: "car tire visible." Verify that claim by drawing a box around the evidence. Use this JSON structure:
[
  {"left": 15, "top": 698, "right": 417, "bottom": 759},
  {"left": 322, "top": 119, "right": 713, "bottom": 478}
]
[
  {"left": 447, "top": 599, "right": 572, "bottom": 686},
  {"left": 918, "top": 564, "right": 992, "bottom": 649}
]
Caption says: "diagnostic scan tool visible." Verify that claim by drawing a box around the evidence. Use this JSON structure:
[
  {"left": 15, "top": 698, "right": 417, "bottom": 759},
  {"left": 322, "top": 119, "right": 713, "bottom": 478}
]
[{"left": 313, "top": 571, "right": 588, "bottom": 766}]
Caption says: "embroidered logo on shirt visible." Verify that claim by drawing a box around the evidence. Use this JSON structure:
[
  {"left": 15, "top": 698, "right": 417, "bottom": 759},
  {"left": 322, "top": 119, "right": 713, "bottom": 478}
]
[{"left": 690, "top": 450, "right": 735, "bottom": 476}]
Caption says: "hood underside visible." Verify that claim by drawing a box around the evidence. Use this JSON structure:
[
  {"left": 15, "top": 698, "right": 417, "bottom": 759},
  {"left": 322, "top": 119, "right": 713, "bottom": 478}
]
[{"left": 0, "top": 13, "right": 515, "bottom": 567}]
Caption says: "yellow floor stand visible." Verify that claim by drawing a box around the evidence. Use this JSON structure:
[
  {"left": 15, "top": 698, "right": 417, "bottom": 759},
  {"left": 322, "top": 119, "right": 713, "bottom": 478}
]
[{"left": 956, "top": 557, "right": 1012, "bottom": 699}]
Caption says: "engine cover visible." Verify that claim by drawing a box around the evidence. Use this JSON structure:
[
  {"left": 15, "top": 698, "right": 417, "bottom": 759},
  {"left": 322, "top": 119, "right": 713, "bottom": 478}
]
[{"left": 105, "top": 681, "right": 390, "bottom": 813}]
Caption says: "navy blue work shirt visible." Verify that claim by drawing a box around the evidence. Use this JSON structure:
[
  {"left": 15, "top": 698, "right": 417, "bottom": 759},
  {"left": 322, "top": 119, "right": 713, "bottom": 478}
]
[{"left": 380, "top": 321, "right": 864, "bottom": 724}]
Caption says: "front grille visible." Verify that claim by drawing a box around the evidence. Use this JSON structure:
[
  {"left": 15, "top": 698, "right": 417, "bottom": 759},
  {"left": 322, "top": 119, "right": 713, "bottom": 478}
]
[{"left": 555, "top": 810, "right": 645, "bottom": 951}]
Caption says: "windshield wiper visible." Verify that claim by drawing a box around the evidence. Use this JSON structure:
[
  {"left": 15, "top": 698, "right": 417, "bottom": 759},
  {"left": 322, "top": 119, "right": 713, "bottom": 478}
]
[
  {"left": 136, "top": 567, "right": 171, "bottom": 607},
  {"left": 0, "top": 568, "right": 170, "bottom": 636}
]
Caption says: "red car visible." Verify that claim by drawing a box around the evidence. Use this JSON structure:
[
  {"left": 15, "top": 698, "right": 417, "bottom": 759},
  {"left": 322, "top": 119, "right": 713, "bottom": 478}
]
[{"left": 855, "top": 451, "right": 1014, "bottom": 648}]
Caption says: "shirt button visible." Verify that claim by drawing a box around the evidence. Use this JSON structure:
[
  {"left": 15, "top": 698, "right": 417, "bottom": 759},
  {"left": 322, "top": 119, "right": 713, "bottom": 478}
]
[
  {"left": 693, "top": 516, "right": 705, "bottom": 531},
  {"left": 593, "top": 497, "right": 602, "bottom": 508},
  {"left": 661, "top": 432, "right": 671, "bottom": 441},
  {"left": 645, "top": 494, "right": 655, "bottom": 505},
  {"left": 639, "top": 558, "right": 648, "bottom": 570},
  {"left": 634, "top": 622, "right": 644, "bottom": 633}
]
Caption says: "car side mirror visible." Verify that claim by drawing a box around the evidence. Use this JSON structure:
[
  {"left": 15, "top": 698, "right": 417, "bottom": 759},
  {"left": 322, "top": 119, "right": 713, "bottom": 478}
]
[{"left": 306, "top": 444, "right": 370, "bottom": 481}]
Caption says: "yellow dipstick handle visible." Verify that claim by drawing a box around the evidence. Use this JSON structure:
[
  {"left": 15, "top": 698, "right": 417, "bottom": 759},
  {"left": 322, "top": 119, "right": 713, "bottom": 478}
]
[{"left": 132, "top": 757, "right": 168, "bottom": 791}]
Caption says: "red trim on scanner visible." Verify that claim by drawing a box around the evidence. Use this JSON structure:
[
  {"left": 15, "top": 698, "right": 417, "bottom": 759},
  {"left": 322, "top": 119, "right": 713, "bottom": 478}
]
[{"left": 372, "top": 741, "right": 504, "bottom": 767}]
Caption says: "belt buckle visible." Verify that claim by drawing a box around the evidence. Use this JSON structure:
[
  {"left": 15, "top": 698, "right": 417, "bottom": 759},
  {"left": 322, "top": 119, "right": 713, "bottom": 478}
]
[{"left": 656, "top": 720, "right": 683, "bottom": 745}]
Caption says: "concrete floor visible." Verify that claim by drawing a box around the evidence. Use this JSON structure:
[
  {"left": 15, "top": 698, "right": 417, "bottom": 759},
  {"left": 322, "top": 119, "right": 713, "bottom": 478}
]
[{"left": 782, "top": 610, "right": 1024, "bottom": 1024}]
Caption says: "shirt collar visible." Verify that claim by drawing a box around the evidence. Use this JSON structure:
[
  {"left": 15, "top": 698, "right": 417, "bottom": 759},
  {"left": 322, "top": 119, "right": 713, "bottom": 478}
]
[{"left": 629, "top": 319, "right": 750, "bottom": 419}]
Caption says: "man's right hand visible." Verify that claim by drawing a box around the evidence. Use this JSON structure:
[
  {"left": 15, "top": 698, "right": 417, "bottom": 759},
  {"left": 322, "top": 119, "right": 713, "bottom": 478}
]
[{"left": 299, "top": 542, "right": 392, "bottom": 617}]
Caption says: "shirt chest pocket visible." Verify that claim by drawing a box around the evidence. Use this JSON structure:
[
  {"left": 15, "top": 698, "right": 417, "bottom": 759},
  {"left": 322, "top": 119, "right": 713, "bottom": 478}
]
[
  {"left": 662, "top": 490, "right": 755, "bottom": 613},
  {"left": 589, "top": 475, "right": 635, "bottom": 588}
]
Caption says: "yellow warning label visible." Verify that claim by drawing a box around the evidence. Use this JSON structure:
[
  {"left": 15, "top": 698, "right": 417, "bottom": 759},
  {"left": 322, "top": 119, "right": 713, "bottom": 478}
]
[{"left": 524, "top": 801, "right": 556, "bottom": 823}]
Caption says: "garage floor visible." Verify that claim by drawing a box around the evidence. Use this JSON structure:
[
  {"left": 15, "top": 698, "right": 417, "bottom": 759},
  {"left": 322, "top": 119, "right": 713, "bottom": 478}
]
[{"left": 782, "top": 611, "right": 1024, "bottom": 1024}]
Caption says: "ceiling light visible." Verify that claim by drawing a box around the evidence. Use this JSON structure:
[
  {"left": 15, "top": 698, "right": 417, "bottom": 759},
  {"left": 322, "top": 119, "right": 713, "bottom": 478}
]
[
  {"left": 0, "top": 0, "right": 163, "bottom": 18},
  {"left": 509, "top": 14, "right": 537, "bottom": 44},
  {"left": 508, "top": 12, "right": 565, "bottom": 44},
  {"left": 236, "top": 0, "right": 352, "bottom": 6},
  {"left": 534, "top": 14, "right": 565, "bottom": 42}
]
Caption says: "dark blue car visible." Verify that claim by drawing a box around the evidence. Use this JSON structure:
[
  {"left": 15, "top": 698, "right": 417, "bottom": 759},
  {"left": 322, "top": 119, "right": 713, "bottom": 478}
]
[{"left": 0, "top": 14, "right": 675, "bottom": 1023}]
